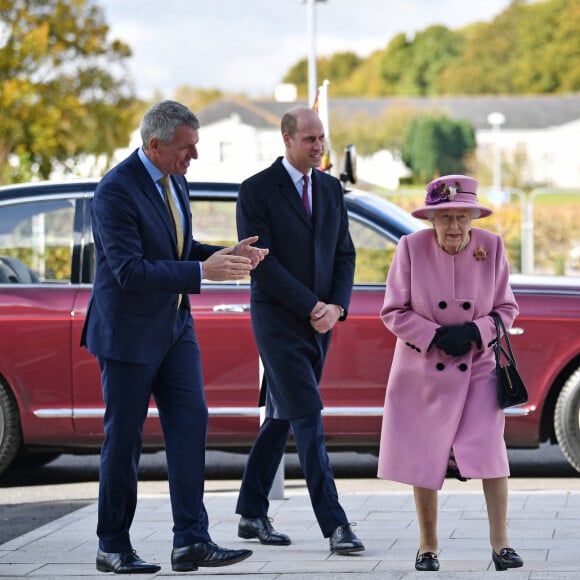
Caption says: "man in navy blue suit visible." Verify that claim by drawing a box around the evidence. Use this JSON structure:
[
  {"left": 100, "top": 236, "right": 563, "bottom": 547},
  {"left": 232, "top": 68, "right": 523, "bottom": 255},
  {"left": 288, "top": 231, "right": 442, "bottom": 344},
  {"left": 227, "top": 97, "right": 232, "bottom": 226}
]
[
  {"left": 235, "top": 107, "right": 364, "bottom": 555},
  {"left": 81, "top": 100, "right": 266, "bottom": 574}
]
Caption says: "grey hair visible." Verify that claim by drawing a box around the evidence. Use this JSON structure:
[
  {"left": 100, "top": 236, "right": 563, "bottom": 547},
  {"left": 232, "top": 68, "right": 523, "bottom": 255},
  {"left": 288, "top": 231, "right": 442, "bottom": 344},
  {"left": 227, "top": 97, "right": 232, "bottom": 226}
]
[{"left": 140, "top": 100, "right": 200, "bottom": 148}]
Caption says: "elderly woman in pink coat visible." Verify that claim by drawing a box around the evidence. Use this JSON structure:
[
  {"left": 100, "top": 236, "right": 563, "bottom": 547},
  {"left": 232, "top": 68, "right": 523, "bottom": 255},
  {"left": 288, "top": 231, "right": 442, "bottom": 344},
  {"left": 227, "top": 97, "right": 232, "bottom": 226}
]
[{"left": 378, "top": 175, "right": 523, "bottom": 572}]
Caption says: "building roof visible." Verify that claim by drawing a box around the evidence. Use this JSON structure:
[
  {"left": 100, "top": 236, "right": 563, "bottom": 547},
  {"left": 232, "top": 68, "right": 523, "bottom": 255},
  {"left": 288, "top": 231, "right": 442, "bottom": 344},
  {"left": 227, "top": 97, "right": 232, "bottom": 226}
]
[
  {"left": 200, "top": 94, "right": 580, "bottom": 132},
  {"left": 197, "top": 97, "right": 280, "bottom": 129}
]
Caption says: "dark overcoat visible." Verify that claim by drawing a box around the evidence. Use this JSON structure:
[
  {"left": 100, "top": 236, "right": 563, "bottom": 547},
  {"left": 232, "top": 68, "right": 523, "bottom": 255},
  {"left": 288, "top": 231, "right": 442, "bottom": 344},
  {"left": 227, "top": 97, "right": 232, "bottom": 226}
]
[{"left": 236, "top": 157, "right": 356, "bottom": 419}]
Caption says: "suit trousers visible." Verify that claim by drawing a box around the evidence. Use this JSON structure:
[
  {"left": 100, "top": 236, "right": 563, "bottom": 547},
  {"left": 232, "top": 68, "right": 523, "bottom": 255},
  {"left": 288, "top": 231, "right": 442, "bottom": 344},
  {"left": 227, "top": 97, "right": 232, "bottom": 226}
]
[
  {"left": 96, "top": 308, "right": 211, "bottom": 552},
  {"left": 236, "top": 412, "right": 348, "bottom": 537}
]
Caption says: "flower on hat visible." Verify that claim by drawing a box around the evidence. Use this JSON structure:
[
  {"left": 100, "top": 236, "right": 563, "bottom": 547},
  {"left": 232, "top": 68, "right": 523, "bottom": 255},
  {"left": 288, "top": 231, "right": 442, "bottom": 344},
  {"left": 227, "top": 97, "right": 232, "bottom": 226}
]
[
  {"left": 473, "top": 247, "right": 488, "bottom": 261},
  {"left": 426, "top": 180, "right": 463, "bottom": 206}
]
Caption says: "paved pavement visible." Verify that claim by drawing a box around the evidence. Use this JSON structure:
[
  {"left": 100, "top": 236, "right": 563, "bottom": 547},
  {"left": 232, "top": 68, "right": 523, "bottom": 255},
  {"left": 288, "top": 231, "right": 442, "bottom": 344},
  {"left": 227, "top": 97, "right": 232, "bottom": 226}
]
[{"left": 1, "top": 477, "right": 580, "bottom": 579}]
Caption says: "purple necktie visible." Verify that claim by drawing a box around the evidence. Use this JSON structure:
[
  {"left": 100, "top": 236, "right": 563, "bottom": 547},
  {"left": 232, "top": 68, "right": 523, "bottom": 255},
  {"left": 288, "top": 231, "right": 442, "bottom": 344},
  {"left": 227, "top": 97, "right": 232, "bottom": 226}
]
[{"left": 302, "top": 174, "right": 311, "bottom": 217}]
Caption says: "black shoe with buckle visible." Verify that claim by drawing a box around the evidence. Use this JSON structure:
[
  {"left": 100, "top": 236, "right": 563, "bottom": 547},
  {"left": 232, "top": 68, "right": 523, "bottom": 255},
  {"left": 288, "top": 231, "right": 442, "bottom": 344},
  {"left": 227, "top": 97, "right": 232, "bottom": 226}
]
[
  {"left": 492, "top": 547, "right": 524, "bottom": 571},
  {"left": 238, "top": 516, "right": 291, "bottom": 545},
  {"left": 329, "top": 523, "right": 365, "bottom": 554},
  {"left": 96, "top": 549, "right": 161, "bottom": 574},
  {"left": 415, "top": 550, "right": 440, "bottom": 571}
]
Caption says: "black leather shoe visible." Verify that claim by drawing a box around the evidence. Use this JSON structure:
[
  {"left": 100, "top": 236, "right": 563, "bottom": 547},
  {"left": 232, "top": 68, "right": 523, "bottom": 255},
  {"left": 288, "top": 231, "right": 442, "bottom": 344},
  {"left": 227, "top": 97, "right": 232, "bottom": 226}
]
[
  {"left": 415, "top": 550, "right": 440, "bottom": 571},
  {"left": 96, "top": 549, "right": 161, "bottom": 574},
  {"left": 329, "top": 523, "right": 365, "bottom": 554},
  {"left": 171, "top": 541, "right": 252, "bottom": 572},
  {"left": 238, "top": 516, "right": 291, "bottom": 545},
  {"left": 492, "top": 547, "right": 524, "bottom": 571}
]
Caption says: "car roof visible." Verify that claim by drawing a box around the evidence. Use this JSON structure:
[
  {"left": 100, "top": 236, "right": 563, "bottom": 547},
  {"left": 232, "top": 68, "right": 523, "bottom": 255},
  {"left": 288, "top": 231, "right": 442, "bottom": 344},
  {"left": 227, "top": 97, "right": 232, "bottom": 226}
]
[
  {"left": 0, "top": 180, "right": 240, "bottom": 201},
  {"left": 0, "top": 179, "right": 426, "bottom": 240}
]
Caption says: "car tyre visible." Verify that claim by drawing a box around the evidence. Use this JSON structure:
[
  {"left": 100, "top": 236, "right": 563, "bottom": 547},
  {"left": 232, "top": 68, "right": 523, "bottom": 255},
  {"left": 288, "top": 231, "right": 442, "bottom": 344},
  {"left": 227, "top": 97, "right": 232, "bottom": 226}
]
[
  {"left": 0, "top": 380, "right": 22, "bottom": 477},
  {"left": 554, "top": 367, "right": 580, "bottom": 473}
]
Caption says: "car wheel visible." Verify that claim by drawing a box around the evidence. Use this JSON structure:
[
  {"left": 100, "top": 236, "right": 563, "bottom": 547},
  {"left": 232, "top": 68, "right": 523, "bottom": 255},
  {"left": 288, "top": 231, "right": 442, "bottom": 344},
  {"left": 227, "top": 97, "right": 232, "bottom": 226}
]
[
  {"left": 0, "top": 380, "right": 22, "bottom": 476},
  {"left": 554, "top": 368, "right": 580, "bottom": 473}
]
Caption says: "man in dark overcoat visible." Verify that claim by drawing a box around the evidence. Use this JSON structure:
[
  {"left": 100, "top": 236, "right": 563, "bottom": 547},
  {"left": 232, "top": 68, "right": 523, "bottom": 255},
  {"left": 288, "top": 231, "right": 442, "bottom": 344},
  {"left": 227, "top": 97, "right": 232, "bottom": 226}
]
[{"left": 234, "top": 106, "right": 363, "bottom": 554}]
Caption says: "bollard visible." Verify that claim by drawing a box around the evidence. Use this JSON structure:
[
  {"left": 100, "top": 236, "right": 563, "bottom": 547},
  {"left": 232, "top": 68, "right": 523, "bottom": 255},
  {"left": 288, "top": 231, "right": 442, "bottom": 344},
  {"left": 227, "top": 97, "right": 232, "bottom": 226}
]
[{"left": 259, "top": 358, "right": 285, "bottom": 499}]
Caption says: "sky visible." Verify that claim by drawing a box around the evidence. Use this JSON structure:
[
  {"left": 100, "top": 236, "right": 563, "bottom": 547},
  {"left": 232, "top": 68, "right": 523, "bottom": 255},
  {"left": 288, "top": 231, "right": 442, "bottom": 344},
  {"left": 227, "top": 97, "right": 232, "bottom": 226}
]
[{"left": 97, "top": 0, "right": 512, "bottom": 100}]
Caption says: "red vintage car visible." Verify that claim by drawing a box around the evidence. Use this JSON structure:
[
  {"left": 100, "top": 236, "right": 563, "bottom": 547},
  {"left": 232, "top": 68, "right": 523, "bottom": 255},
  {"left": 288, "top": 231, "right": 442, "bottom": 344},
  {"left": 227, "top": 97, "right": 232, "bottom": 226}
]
[{"left": 1, "top": 180, "right": 580, "bottom": 476}]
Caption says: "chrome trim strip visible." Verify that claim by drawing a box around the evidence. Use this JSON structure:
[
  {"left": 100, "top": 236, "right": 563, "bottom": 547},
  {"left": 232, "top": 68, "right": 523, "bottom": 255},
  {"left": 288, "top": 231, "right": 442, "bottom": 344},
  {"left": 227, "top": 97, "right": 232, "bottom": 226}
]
[
  {"left": 213, "top": 304, "right": 251, "bottom": 312},
  {"left": 34, "top": 409, "right": 77, "bottom": 418},
  {"left": 513, "top": 288, "right": 580, "bottom": 297},
  {"left": 504, "top": 407, "right": 530, "bottom": 416},
  {"left": 34, "top": 405, "right": 530, "bottom": 419}
]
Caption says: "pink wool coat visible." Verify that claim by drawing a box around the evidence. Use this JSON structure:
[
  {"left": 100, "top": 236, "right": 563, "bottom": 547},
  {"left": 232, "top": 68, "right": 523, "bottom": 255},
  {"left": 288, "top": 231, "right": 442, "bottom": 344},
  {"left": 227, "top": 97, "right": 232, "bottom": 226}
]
[{"left": 377, "top": 227, "right": 519, "bottom": 490}]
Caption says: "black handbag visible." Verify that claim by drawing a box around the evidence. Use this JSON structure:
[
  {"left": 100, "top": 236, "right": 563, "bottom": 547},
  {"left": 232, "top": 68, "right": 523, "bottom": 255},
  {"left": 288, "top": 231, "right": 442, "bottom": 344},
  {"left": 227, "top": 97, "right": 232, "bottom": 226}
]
[{"left": 491, "top": 312, "right": 528, "bottom": 409}]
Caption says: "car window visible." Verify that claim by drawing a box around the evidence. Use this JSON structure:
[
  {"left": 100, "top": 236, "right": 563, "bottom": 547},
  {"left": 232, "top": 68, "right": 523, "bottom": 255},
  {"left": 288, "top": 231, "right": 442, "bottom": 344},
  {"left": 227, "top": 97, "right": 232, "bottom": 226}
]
[
  {"left": 349, "top": 216, "right": 395, "bottom": 286},
  {"left": 190, "top": 198, "right": 244, "bottom": 285},
  {"left": 188, "top": 199, "right": 396, "bottom": 287},
  {"left": 0, "top": 199, "right": 75, "bottom": 284},
  {"left": 190, "top": 199, "right": 238, "bottom": 246}
]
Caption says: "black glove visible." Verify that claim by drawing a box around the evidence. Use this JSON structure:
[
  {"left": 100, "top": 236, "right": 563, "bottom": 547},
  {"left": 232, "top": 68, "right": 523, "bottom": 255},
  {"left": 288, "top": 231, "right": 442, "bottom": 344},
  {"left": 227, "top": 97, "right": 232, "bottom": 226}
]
[{"left": 432, "top": 323, "right": 481, "bottom": 357}]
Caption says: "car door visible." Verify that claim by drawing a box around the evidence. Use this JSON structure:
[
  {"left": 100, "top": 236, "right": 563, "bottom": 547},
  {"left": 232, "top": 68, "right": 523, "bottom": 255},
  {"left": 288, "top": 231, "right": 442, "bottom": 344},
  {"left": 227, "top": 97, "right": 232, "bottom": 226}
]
[
  {"left": 71, "top": 188, "right": 261, "bottom": 447},
  {"left": 186, "top": 192, "right": 261, "bottom": 449},
  {"left": 0, "top": 192, "right": 89, "bottom": 446},
  {"left": 319, "top": 213, "right": 398, "bottom": 449}
]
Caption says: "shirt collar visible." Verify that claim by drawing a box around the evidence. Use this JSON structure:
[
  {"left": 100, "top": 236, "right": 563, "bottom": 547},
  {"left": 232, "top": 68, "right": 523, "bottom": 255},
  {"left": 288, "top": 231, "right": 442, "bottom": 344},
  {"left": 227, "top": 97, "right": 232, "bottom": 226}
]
[
  {"left": 138, "top": 147, "right": 165, "bottom": 184},
  {"left": 282, "top": 157, "right": 311, "bottom": 187}
]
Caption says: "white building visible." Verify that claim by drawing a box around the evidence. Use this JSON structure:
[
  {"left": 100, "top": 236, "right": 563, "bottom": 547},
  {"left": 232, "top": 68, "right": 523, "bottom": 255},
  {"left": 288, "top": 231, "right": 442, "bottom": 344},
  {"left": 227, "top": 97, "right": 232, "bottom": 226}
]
[{"left": 190, "top": 94, "right": 580, "bottom": 189}]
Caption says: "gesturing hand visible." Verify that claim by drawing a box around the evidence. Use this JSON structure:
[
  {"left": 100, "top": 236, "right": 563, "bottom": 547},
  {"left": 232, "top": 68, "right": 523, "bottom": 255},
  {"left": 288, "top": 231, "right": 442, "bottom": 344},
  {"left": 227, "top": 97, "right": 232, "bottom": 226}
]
[
  {"left": 201, "top": 248, "right": 253, "bottom": 281},
  {"left": 233, "top": 236, "right": 269, "bottom": 268}
]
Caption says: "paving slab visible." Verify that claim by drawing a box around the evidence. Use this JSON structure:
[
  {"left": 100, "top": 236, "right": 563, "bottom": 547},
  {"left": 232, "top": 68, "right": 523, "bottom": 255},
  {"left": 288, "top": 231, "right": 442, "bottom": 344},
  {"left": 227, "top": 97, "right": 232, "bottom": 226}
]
[{"left": 1, "top": 478, "right": 579, "bottom": 579}]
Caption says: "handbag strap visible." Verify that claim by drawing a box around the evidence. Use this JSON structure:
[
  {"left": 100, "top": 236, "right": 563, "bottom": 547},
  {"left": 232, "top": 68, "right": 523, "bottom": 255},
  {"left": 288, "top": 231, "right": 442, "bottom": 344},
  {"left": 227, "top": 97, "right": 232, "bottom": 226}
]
[{"left": 491, "top": 312, "right": 518, "bottom": 368}]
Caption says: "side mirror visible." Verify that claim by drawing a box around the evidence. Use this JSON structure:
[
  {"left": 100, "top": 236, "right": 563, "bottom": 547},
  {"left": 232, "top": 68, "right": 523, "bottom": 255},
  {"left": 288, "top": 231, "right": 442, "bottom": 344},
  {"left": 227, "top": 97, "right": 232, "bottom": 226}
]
[{"left": 340, "top": 144, "right": 357, "bottom": 186}]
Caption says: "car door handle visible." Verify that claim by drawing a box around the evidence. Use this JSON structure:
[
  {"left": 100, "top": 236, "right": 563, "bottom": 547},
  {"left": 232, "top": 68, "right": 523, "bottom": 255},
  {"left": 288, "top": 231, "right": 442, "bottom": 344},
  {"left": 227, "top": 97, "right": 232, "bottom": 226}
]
[
  {"left": 213, "top": 304, "right": 250, "bottom": 313},
  {"left": 509, "top": 326, "right": 524, "bottom": 336}
]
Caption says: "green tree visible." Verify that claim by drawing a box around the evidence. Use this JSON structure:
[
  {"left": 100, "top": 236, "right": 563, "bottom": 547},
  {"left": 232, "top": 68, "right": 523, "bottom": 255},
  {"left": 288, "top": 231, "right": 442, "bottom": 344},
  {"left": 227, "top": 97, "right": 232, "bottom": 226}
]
[
  {"left": 402, "top": 114, "right": 475, "bottom": 183},
  {"left": 283, "top": 52, "right": 363, "bottom": 99},
  {"left": 283, "top": 58, "right": 309, "bottom": 98},
  {"left": 377, "top": 33, "right": 412, "bottom": 95},
  {"left": 330, "top": 104, "right": 418, "bottom": 157},
  {"left": 280, "top": 0, "right": 580, "bottom": 97},
  {"left": 321, "top": 52, "right": 362, "bottom": 84},
  {"left": 0, "top": 0, "right": 139, "bottom": 182},
  {"left": 378, "top": 26, "right": 464, "bottom": 96},
  {"left": 341, "top": 50, "right": 385, "bottom": 96},
  {"left": 542, "top": 0, "right": 580, "bottom": 91},
  {"left": 437, "top": 0, "right": 580, "bottom": 94}
]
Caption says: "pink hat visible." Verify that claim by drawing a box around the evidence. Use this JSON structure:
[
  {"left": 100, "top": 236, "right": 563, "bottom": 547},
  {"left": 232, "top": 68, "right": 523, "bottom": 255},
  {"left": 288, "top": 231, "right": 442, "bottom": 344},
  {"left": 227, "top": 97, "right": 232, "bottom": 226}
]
[{"left": 411, "top": 174, "right": 493, "bottom": 220}]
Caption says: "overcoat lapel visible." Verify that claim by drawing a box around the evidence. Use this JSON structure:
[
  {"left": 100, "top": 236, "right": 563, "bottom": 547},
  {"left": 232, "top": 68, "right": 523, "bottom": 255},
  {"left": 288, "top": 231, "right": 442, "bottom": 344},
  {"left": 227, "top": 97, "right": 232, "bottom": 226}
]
[
  {"left": 311, "top": 170, "right": 329, "bottom": 235},
  {"left": 134, "top": 161, "right": 175, "bottom": 236},
  {"left": 273, "top": 160, "right": 313, "bottom": 229}
]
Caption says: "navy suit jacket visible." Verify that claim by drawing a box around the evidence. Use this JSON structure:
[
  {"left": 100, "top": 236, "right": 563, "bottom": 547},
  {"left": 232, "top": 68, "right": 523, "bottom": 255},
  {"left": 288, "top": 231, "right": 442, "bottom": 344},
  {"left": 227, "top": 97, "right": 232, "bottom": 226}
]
[
  {"left": 236, "top": 157, "right": 356, "bottom": 418},
  {"left": 81, "top": 149, "right": 220, "bottom": 365}
]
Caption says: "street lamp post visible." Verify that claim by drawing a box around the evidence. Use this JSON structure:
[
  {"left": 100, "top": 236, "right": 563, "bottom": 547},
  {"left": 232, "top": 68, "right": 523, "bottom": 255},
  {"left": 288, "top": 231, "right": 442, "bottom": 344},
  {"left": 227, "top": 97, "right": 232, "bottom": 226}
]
[
  {"left": 487, "top": 111, "right": 506, "bottom": 191},
  {"left": 486, "top": 112, "right": 533, "bottom": 274},
  {"left": 304, "top": 0, "right": 327, "bottom": 106}
]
